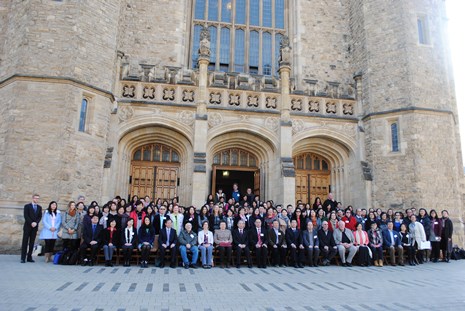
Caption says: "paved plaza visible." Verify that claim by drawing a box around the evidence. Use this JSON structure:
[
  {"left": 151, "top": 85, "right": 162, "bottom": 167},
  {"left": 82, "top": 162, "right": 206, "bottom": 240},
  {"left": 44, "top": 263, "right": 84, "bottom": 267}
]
[{"left": 0, "top": 255, "right": 464, "bottom": 311}]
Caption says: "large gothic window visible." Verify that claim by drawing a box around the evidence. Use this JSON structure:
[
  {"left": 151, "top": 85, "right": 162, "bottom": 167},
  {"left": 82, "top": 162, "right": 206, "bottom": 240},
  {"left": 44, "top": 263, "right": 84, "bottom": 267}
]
[{"left": 191, "top": 0, "right": 287, "bottom": 76}]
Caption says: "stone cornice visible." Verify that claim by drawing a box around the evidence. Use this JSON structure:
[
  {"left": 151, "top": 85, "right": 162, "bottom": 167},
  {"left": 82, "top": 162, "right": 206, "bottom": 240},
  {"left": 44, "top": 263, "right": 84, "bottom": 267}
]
[
  {"left": 362, "top": 106, "right": 455, "bottom": 122},
  {"left": 0, "top": 74, "right": 115, "bottom": 101}
]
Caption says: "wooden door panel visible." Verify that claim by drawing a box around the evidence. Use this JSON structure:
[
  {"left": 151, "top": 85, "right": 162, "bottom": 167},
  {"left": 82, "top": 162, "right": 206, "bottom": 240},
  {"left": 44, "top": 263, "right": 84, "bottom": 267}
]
[
  {"left": 130, "top": 165, "right": 155, "bottom": 199},
  {"left": 253, "top": 170, "right": 260, "bottom": 197},
  {"left": 155, "top": 166, "right": 178, "bottom": 201}
]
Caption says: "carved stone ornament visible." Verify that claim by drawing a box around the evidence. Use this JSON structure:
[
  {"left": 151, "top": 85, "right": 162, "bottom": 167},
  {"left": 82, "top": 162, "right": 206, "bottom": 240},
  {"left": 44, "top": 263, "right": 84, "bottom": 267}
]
[
  {"left": 343, "top": 103, "right": 354, "bottom": 115},
  {"left": 229, "top": 93, "right": 241, "bottom": 106},
  {"left": 198, "top": 26, "right": 211, "bottom": 58},
  {"left": 142, "top": 86, "right": 155, "bottom": 99},
  {"left": 291, "top": 98, "right": 302, "bottom": 111},
  {"left": 208, "top": 112, "right": 223, "bottom": 128},
  {"left": 309, "top": 100, "right": 320, "bottom": 112},
  {"left": 209, "top": 92, "right": 221, "bottom": 105},
  {"left": 292, "top": 119, "right": 304, "bottom": 134},
  {"left": 326, "top": 101, "right": 337, "bottom": 114},
  {"left": 279, "top": 35, "right": 292, "bottom": 65},
  {"left": 118, "top": 106, "right": 134, "bottom": 123},
  {"left": 122, "top": 84, "right": 135, "bottom": 98},
  {"left": 247, "top": 95, "right": 259, "bottom": 107},
  {"left": 162, "top": 88, "right": 175, "bottom": 101},
  {"left": 178, "top": 110, "right": 194, "bottom": 126},
  {"left": 182, "top": 89, "right": 195, "bottom": 102},
  {"left": 265, "top": 96, "right": 277, "bottom": 109},
  {"left": 265, "top": 117, "right": 279, "bottom": 131}
]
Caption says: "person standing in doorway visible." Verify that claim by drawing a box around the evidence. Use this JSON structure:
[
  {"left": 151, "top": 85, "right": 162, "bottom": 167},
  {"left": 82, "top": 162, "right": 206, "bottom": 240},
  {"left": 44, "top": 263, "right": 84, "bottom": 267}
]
[
  {"left": 231, "top": 183, "right": 241, "bottom": 203},
  {"left": 21, "top": 194, "right": 43, "bottom": 263}
]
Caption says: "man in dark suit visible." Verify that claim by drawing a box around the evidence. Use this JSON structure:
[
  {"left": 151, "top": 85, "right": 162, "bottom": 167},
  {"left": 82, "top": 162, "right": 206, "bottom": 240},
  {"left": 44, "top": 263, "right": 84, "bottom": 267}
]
[
  {"left": 318, "top": 221, "right": 337, "bottom": 266},
  {"left": 249, "top": 218, "right": 268, "bottom": 268},
  {"left": 21, "top": 194, "right": 43, "bottom": 263},
  {"left": 153, "top": 206, "right": 171, "bottom": 235},
  {"left": 301, "top": 221, "right": 321, "bottom": 267},
  {"left": 232, "top": 219, "right": 251, "bottom": 268},
  {"left": 382, "top": 221, "right": 404, "bottom": 266},
  {"left": 79, "top": 215, "right": 103, "bottom": 266},
  {"left": 158, "top": 218, "right": 178, "bottom": 268},
  {"left": 286, "top": 219, "right": 303, "bottom": 268},
  {"left": 268, "top": 219, "right": 287, "bottom": 266}
]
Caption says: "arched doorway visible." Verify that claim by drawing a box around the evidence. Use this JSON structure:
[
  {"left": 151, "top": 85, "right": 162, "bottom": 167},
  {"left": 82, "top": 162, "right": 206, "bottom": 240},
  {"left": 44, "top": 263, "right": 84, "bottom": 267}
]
[
  {"left": 130, "top": 143, "right": 180, "bottom": 201},
  {"left": 211, "top": 148, "right": 260, "bottom": 200},
  {"left": 293, "top": 152, "right": 331, "bottom": 205}
]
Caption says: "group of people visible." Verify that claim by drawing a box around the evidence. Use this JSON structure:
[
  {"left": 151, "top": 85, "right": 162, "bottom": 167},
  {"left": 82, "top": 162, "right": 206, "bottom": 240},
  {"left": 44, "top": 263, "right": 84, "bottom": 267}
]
[{"left": 21, "top": 191, "right": 454, "bottom": 270}]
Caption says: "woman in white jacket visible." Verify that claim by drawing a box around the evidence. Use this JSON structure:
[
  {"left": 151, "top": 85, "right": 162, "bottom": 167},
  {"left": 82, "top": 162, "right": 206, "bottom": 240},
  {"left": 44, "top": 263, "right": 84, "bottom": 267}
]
[
  {"left": 198, "top": 221, "right": 214, "bottom": 268},
  {"left": 408, "top": 214, "right": 427, "bottom": 264}
]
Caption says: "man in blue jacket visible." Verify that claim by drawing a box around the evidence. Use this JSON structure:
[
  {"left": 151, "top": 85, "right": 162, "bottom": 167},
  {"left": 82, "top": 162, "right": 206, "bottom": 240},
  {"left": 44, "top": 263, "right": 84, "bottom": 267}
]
[{"left": 382, "top": 221, "right": 404, "bottom": 266}]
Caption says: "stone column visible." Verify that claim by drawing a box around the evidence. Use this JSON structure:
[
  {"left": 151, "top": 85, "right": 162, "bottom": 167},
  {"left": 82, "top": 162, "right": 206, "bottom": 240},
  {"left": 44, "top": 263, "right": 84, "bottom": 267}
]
[
  {"left": 191, "top": 27, "right": 210, "bottom": 208},
  {"left": 277, "top": 36, "right": 296, "bottom": 206}
]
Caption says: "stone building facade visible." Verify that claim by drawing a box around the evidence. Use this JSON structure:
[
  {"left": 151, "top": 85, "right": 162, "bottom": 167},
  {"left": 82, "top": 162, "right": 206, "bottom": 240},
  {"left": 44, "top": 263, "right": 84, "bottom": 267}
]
[{"left": 0, "top": 0, "right": 464, "bottom": 251}]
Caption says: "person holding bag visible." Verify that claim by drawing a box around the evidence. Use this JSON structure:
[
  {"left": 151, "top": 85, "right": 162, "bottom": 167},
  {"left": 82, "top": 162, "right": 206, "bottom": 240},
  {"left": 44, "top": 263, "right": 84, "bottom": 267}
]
[
  {"left": 408, "top": 214, "right": 427, "bottom": 264},
  {"left": 39, "top": 201, "right": 62, "bottom": 263}
]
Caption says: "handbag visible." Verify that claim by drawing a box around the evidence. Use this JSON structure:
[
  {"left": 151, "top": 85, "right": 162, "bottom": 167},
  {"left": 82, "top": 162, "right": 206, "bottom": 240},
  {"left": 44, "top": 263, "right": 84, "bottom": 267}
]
[
  {"left": 419, "top": 241, "right": 431, "bottom": 250},
  {"left": 219, "top": 241, "right": 232, "bottom": 247}
]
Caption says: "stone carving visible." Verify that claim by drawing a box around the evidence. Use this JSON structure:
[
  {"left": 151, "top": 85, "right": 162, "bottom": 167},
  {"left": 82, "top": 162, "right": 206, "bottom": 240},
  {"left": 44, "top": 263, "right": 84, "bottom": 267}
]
[
  {"left": 209, "top": 92, "right": 221, "bottom": 105},
  {"left": 178, "top": 110, "right": 195, "bottom": 126},
  {"left": 316, "top": 80, "right": 328, "bottom": 96},
  {"left": 265, "top": 97, "right": 277, "bottom": 109},
  {"left": 265, "top": 117, "right": 279, "bottom": 132},
  {"left": 326, "top": 101, "right": 337, "bottom": 114},
  {"left": 122, "top": 84, "right": 135, "bottom": 98},
  {"left": 309, "top": 100, "right": 320, "bottom": 112},
  {"left": 118, "top": 106, "right": 134, "bottom": 123},
  {"left": 142, "top": 86, "right": 155, "bottom": 99},
  {"left": 182, "top": 89, "right": 195, "bottom": 102},
  {"left": 162, "top": 88, "right": 175, "bottom": 101},
  {"left": 247, "top": 95, "right": 259, "bottom": 107},
  {"left": 292, "top": 119, "right": 304, "bottom": 134},
  {"left": 279, "top": 35, "right": 292, "bottom": 66},
  {"left": 291, "top": 98, "right": 302, "bottom": 111},
  {"left": 229, "top": 93, "right": 241, "bottom": 106},
  {"left": 198, "top": 26, "right": 211, "bottom": 58},
  {"left": 343, "top": 102, "right": 354, "bottom": 115},
  {"left": 208, "top": 112, "right": 223, "bottom": 128}
]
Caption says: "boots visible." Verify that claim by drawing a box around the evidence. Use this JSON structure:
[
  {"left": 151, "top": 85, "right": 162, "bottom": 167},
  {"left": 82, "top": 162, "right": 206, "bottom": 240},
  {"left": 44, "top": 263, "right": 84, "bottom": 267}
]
[
  {"left": 44, "top": 253, "right": 51, "bottom": 263},
  {"left": 378, "top": 259, "right": 383, "bottom": 267},
  {"left": 374, "top": 260, "right": 379, "bottom": 267}
]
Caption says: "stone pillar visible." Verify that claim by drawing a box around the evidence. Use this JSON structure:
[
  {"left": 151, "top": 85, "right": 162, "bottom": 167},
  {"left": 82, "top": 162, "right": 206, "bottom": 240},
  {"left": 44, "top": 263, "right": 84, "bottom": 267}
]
[
  {"left": 191, "top": 27, "right": 210, "bottom": 208},
  {"left": 278, "top": 36, "right": 296, "bottom": 206}
]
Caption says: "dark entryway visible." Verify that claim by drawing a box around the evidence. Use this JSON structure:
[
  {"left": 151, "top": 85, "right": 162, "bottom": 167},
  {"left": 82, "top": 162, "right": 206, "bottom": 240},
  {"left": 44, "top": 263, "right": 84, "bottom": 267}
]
[{"left": 211, "top": 166, "right": 260, "bottom": 200}]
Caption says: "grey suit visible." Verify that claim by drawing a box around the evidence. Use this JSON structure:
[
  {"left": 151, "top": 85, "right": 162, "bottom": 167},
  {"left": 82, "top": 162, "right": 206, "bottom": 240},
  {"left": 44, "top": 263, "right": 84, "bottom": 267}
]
[{"left": 333, "top": 228, "right": 357, "bottom": 264}]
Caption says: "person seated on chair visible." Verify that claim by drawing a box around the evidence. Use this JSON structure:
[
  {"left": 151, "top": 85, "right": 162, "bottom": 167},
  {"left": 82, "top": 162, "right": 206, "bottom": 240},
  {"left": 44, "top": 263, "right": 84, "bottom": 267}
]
[
  {"left": 268, "top": 219, "right": 287, "bottom": 267},
  {"left": 214, "top": 220, "right": 233, "bottom": 268},
  {"left": 178, "top": 222, "right": 199, "bottom": 269},
  {"left": 158, "top": 218, "right": 178, "bottom": 268},
  {"left": 138, "top": 216, "right": 155, "bottom": 268},
  {"left": 368, "top": 222, "right": 384, "bottom": 267},
  {"left": 233, "top": 220, "right": 252, "bottom": 268},
  {"left": 286, "top": 219, "right": 303, "bottom": 268},
  {"left": 382, "top": 221, "right": 404, "bottom": 266},
  {"left": 79, "top": 215, "right": 103, "bottom": 266},
  {"left": 333, "top": 220, "right": 357, "bottom": 267},
  {"left": 121, "top": 218, "right": 137, "bottom": 267},
  {"left": 353, "top": 222, "right": 371, "bottom": 267},
  {"left": 249, "top": 218, "right": 268, "bottom": 268},
  {"left": 102, "top": 219, "right": 120, "bottom": 267},
  {"left": 318, "top": 221, "right": 337, "bottom": 266},
  {"left": 198, "top": 220, "right": 214, "bottom": 268},
  {"left": 301, "top": 221, "right": 320, "bottom": 267}
]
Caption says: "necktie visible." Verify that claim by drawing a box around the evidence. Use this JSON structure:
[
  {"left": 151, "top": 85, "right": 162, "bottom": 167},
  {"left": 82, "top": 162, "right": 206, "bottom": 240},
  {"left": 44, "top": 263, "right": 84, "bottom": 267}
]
[
  {"left": 33, "top": 204, "right": 37, "bottom": 213},
  {"left": 167, "top": 228, "right": 170, "bottom": 242},
  {"left": 92, "top": 225, "right": 96, "bottom": 239},
  {"left": 160, "top": 216, "right": 164, "bottom": 229},
  {"left": 174, "top": 215, "right": 178, "bottom": 232},
  {"left": 240, "top": 229, "right": 243, "bottom": 235}
]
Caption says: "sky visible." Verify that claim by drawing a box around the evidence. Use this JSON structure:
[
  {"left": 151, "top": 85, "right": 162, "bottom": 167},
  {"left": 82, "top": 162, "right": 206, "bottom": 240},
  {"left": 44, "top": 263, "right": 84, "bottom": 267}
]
[{"left": 446, "top": 0, "right": 465, "bottom": 164}]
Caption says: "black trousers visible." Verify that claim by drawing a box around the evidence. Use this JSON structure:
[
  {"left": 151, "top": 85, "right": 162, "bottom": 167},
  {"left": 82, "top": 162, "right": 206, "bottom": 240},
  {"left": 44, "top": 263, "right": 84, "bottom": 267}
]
[
  {"left": 320, "top": 247, "right": 336, "bottom": 262},
  {"left": 288, "top": 247, "right": 301, "bottom": 265},
  {"left": 79, "top": 243, "right": 99, "bottom": 261},
  {"left": 159, "top": 245, "right": 177, "bottom": 265},
  {"left": 122, "top": 245, "right": 134, "bottom": 262},
  {"left": 302, "top": 247, "right": 321, "bottom": 265},
  {"left": 62, "top": 239, "right": 80, "bottom": 251},
  {"left": 44, "top": 239, "right": 57, "bottom": 253},
  {"left": 140, "top": 245, "right": 151, "bottom": 262},
  {"left": 21, "top": 225, "right": 38, "bottom": 260},
  {"left": 217, "top": 246, "right": 232, "bottom": 266},
  {"left": 234, "top": 245, "right": 251, "bottom": 266},
  {"left": 253, "top": 246, "right": 268, "bottom": 267},
  {"left": 270, "top": 245, "right": 286, "bottom": 265},
  {"left": 431, "top": 241, "right": 441, "bottom": 260}
]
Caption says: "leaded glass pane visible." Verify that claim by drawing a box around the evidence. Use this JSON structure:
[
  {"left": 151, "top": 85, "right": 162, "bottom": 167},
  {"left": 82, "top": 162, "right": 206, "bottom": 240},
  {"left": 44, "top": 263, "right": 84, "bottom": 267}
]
[
  {"left": 79, "top": 98, "right": 87, "bottom": 132},
  {"left": 249, "top": 30, "right": 259, "bottom": 74},
  {"left": 221, "top": 0, "right": 231, "bottom": 22},
  {"left": 208, "top": 0, "right": 219, "bottom": 21},
  {"left": 133, "top": 150, "right": 141, "bottom": 161},
  {"left": 192, "top": 25, "right": 202, "bottom": 69},
  {"left": 209, "top": 26, "right": 217, "bottom": 70},
  {"left": 249, "top": 0, "right": 259, "bottom": 26},
  {"left": 154, "top": 145, "right": 161, "bottom": 162},
  {"left": 262, "top": 32, "right": 272, "bottom": 75},
  {"left": 195, "top": 0, "right": 206, "bottom": 19},
  {"left": 162, "top": 149, "right": 170, "bottom": 162},
  {"left": 219, "top": 27, "right": 230, "bottom": 72},
  {"left": 263, "top": 0, "right": 272, "bottom": 27},
  {"left": 143, "top": 148, "right": 151, "bottom": 161},
  {"left": 234, "top": 29, "right": 245, "bottom": 72},
  {"left": 231, "top": 149, "right": 238, "bottom": 165},
  {"left": 275, "top": 0, "right": 285, "bottom": 29},
  {"left": 235, "top": 0, "right": 246, "bottom": 24}
]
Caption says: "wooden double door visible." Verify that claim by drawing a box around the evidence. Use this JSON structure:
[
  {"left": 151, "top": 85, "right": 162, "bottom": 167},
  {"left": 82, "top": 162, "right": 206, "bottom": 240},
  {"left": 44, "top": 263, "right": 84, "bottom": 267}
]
[
  {"left": 295, "top": 171, "right": 330, "bottom": 205},
  {"left": 130, "top": 162, "right": 179, "bottom": 201}
]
